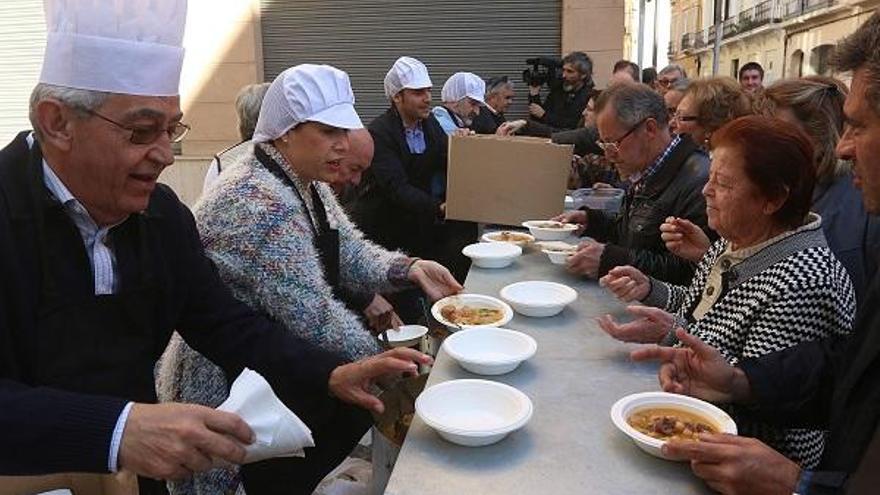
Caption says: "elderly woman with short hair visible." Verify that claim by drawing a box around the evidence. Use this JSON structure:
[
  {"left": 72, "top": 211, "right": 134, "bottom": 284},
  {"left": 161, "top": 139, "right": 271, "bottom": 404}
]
[
  {"left": 672, "top": 77, "right": 752, "bottom": 149},
  {"left": 598, "top": 116, "right": 855, "bottom": 468}
]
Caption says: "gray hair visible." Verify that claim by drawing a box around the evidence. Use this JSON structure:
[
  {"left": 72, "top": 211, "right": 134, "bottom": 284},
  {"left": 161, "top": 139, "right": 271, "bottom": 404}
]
[
  {"left": 595, "top": 82, "right": 669, "bottom": 127},
  {"left": 28, "top": 83, "right": 110, "bottom": 139},
  {"left": 486, "top": 77, "right": 514, "bottom": 96},
  {"left": 235, "top": 82, "right": 270, "bottom": 141},
  {"left": 563, "top": 51, "right": 594, "bottom": 79},
  {"left": 659, "top": 64, "right": 688, "bottom": 79},
  {"left": 670, "top": 78, "right": 691, "bottom": 92}
]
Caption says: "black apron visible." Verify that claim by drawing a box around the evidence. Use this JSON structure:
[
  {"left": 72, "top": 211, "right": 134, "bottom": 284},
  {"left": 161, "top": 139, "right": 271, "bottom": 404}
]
[{"left": 254, "top": 146, "right": 342, "bottom": 295}]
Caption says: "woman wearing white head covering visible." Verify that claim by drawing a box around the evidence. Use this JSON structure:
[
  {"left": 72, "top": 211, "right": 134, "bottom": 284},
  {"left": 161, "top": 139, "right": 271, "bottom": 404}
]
[{"left": 158, "top": 64, "right": 460, "bottom": 495}]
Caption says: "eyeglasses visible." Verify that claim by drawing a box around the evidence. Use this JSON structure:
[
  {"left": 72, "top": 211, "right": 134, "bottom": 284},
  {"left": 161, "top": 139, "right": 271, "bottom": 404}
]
[
  {"left": 596, "top": 117, "right": 649, "bottom": 154},
  {"left": 84, "top": 109, "right": 190, "bottom": 145},
  {"left": 656, "top": 77, "right": 678, "bottom": 87},
  {"left": 671, "top": 112, "right": 699, "bottom": 122}
]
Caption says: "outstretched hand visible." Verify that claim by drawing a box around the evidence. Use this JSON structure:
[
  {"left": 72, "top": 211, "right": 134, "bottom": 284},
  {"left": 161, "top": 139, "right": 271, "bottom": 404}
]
[
  {"left": 329, "top": 348, "right": 433, "bottom": 414},
  {"left": 408, "top": 260, "right": 463, "bottom": 301},
  {"left": 664, "top": 434, "right": 800, "bottom": 495},
  {"left": 597, "top": 305, "right": 672, "bottom": 343},
  {"left": 630, "top": 328, "right": 751, "bottom": 403},
  {"left": 599, "top": 265, "right": 651, "bottom": 302}
]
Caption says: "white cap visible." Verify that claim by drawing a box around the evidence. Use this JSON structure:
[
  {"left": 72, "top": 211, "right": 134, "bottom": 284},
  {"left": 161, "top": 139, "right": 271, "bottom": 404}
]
[
  {"left": 39, "top": 0, "right": 187, "bottom": 96},
  {"left": 252, "top": 64, "right": 363, "bottom": 143},
  {"left": 384, "top": 56, "right": 432, "bottom": 99},
  {"left": 440, "top": 72, "right": 486, "bottom": 105}
]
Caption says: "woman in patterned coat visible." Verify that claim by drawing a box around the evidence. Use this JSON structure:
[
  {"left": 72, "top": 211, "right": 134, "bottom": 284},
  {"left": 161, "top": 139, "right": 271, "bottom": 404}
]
[
  {"left": 157, "top": 64, "right": 461, "bottom": 495},
  {"left": 597, "top": 116, "right": 856, "bottom": 468}
]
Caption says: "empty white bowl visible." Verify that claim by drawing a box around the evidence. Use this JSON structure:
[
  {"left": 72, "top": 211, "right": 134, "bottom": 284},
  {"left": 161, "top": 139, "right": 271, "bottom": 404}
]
[
  {"left": 542, "top": 249, "right": 573, "bottom": 265},
  {"left": 384, "top": 324, "right": 428, "bottom": 348},
  {"left": 521, "top": 220, "right": 578, "bottom": 241},
  {"left": 610, "top": 391, "right": 738, "bottom": 460},
  {"left": 481, "top": 231, "right": 535, "bottom": 247},
  {"left": 416, "top": 379, "right": 533, "bottom": 447},
  {"left": 462, "top": 242, "right": 522, "bottom": 269},
  {"left": 443, "top": 327, "right": 537, "bottom": 375},
  {"left": 499, "top": 281, "right": 577, "bottom": 317},
  {"left": 432, "top": 294, "right": 515, "bottom": 331}
]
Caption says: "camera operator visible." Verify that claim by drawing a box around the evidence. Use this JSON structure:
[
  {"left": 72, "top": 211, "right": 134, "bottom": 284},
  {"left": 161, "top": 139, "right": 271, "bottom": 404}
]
[{"left": 526, "top": 51, "right": 594, "bottom": 137}]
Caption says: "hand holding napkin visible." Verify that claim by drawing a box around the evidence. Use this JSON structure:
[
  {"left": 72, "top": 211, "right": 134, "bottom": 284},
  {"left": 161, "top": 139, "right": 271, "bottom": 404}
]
[{"left": 217, "top": 368, "right": 314, "bottom": 464}]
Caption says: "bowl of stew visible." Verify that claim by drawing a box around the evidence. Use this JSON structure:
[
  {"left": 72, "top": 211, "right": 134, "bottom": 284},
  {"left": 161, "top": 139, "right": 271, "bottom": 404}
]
[
  {"left": 610, "top": 391, "right": 738, "bottom": 460},
  {"left": 431, "top": 294, "right": 514, "bottom": 332}
]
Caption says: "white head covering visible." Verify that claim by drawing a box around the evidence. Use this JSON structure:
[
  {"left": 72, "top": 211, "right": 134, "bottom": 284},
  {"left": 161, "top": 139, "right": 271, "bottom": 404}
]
[
  {"left": 441, "top": 72, "right": 486, "bottom": 105},
  {"left": 384, "top": 56, "right": 432, "bottom": 99},
  {"left": 39, "top": 0, "right": 187, "bottom": 96},
  {"left": 252, "top": 64, "right": 363, "bottom": 143}
]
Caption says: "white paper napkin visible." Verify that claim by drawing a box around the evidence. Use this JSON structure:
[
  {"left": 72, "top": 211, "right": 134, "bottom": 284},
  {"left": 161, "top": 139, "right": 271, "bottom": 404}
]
[{"left": 218, "top": 368, "right": 314, "bottom": 464}]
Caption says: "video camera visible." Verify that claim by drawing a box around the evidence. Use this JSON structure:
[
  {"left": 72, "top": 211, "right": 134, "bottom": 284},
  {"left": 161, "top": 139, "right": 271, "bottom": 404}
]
[{"left": 523, "top": 57, "right": 563, "bottom": 87}]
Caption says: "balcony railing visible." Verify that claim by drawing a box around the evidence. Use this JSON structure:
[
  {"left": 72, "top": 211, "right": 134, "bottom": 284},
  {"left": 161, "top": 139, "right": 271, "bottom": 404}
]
[{"left": 671, "top": 0, "right": 835, "bottom": 56}]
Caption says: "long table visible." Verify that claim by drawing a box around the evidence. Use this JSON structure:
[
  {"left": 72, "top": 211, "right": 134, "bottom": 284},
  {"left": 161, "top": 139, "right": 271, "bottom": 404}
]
[{"left": 384, "top": 244, "right": 712, "bottom": 494}]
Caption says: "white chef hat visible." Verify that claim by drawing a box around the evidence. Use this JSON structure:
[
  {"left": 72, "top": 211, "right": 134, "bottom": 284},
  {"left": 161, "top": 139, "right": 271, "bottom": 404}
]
[
  {"left": 39, "top": 0, "right": 187, "bottom": 96},
  {"left": 252, "top": 64, "right": 363, "bottom": 143},
  {"left": 441, "top": 72, "right": 486, "bottom": 105},
  {"left": 384, "top": 56, "right": 432, "bottom": 99}
]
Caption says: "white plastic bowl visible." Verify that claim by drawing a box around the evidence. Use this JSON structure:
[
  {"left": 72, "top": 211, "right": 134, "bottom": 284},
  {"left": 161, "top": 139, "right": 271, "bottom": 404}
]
[
  {"left": 542, "top": 249, "right": 573, "bottom": 265},
  {"left": 499, "top": 281, "right": 577, "bottom": 317},
  {"left": 416, "top": 379, "right": 533, "bottom": 447},
  {"left": 481, "top": 231, "right": 535, "bottom": 247},
  {"left": 462, "top": 242, "right": 522, "bottom": 269},
  {"left": 610, "top": 391, "right": 738, "bottom": 460},
  {"left": 432, "top": 294, "right": 514, "bottom": 331},
  {"left": 443, "top": 327, "right": 537, "bottom": 375},
  {"left": 521, "top": 220, "right": 578, "bottom": 241},
  {"left": 384, "top": 324, "right": 428, "bottom": 348}
]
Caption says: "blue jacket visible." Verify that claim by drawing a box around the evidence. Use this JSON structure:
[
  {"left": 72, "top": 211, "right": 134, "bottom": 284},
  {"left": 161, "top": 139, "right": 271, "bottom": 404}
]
[{"left": 812, "top": 170, "right": 880, "bottom": 305}]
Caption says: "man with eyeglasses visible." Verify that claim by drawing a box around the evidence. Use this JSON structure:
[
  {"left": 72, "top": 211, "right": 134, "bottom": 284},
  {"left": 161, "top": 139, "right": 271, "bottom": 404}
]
[
  {"left": 555, "top": 83, "right": 712, "bottom": 285},
  {"left": 655, "top": 64, "right": 688, "bottom": 96},
  {"left": 0, "top": 1, "right": 431, "bottom": 492}
]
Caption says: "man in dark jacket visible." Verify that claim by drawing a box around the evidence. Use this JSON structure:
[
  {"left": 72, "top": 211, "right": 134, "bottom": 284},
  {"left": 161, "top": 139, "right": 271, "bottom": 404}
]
[
  {"left": 347, "top": 57, "right": 476, "bottom": 283},
  {"left": 0, "top": 5, "right": 437, "bottom": 492},
  {"left": 558, "top": 83, "right": 711, "bottom": 285},
  {"left": 471, "top": 76, "right": 515, "bottom": 134},
  {"left": 632, "top": 13, "right": 880, "bottom": 494},
  {"left": 524, "top": 51, "right": 594, "bottom": 137}
]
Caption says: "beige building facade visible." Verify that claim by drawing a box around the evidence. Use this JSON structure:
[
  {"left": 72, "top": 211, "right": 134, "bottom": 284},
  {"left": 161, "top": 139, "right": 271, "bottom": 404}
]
[
  {"left": 0, "top": 0, "right": 625, "bottom": 206},
  {"left": 669, "top": 0, "right": 877, "bottom": 84}
]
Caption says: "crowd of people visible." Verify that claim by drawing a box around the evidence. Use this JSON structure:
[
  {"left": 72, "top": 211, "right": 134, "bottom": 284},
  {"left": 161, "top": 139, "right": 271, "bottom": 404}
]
[{"left": 3, "top": 0, "right": 880, "bottom": 494}]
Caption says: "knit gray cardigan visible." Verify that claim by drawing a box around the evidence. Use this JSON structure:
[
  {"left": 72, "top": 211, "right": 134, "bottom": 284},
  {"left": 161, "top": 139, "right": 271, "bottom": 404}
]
[
  {"left": 642, "top": 214, "right": 856, "bottom": 467},
  {"left": 157, "top": 143, "right": 414, "bottom": 494}
]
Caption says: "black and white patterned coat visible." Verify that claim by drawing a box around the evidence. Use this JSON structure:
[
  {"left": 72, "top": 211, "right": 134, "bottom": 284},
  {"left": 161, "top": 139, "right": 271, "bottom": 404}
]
[{"left": 643, "top": 215, "right": 856, "bottom": 467}]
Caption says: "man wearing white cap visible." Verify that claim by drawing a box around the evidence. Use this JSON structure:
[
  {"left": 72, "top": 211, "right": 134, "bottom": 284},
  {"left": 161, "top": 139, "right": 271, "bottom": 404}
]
[
  {"left": 432, "top": 72, "right": 486, "bottom": 135},
  {"left": 0, "top": 1, "right": 435, "bottom": 491},
  {"left": 348, "top": 57, "right": 477, "bottom": 312}
]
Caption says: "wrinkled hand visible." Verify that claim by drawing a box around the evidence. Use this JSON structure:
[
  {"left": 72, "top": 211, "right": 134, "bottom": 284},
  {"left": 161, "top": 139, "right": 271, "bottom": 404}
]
[
  {"left": 597, "top": 305, "right": 672, "bottom": 343},
  {"left": 566, "top": 240, "right": 605, "bottom": 278},
  {"left": 452, "top": 128, "right": 474, "bottom": 137},
  {"left": 551, "top": 209, "right": 587, "bottom": 226},
  {"left": 664, "top": 434, "right": 800, "bottom": 495},
  {"left": 599, "top": 265, "right": 651, "bottom": 302},
  {"left": 660, "top": 216, "right": 710, "bottom": 263},
  {"left": 630, "top": 328, "right": 751, "bottom": 403},
  {"left": 119, "top": 403, "right": 252, "bottom": 480},
  {"left": 363, "top": 294, "right": 403, "bottom": 333},
  {"left": 529, "top": 103, "right": 546, "bottom": 119},
  {"left": 329, "top": 348, "right": 433, "bottom": 413},
  {"left": 408, "top": 259, "right": 463, "bottom": 301}
]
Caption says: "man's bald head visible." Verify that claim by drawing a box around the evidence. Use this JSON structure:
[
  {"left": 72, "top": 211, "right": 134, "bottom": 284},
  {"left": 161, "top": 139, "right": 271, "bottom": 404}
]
[{"left": 335, "top": 129, "right": 374, "bottom": 189}]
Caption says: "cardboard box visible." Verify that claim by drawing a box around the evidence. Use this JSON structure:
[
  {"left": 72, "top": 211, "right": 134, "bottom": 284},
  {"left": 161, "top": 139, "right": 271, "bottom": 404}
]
[
  {"left": 445, "top": 135, "right": 573, "bottom": 226},
  {"left": 0, "top": 472, "right": 138, "bottom": 495}
]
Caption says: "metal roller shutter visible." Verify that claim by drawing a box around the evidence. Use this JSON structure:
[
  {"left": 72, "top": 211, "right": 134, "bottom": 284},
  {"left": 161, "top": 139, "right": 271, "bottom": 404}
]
[
  {"left": 260, "top": 0, "right": 561, "bottom": 122},
  {"left": 0, "top": 0, "right": 46, "bottom": 145}
]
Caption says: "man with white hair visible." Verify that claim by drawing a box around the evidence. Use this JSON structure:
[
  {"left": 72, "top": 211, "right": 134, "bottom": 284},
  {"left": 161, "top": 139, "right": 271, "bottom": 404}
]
[
  {"left": 0, "top": 1, "right": 431, "bottom": 492},
  {"left": 432, "top": 72, "right": 486, "bottom": 135}
]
